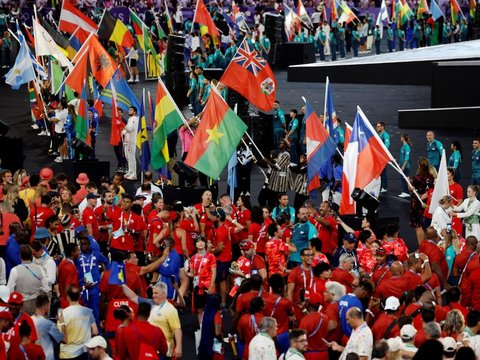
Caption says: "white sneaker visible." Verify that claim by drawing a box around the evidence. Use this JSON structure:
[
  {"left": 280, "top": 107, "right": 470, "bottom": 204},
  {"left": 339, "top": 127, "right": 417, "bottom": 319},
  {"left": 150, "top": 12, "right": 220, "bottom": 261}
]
[
  {"left": 125, "top": 175, "right": 137, "bottom": 180},
  {"left": 38, "top": 130, "right": 46, "bottom": 136},
  {"left": 398, "top": 192, "right": 410, "bottom": 198},
  {"left": 31, "top": 124, "right": 39, "bottom": 129},
  {"left": 380, "top": 188, "right": 388, "bottom": 193},
  {"left": 135, "top": 77, "right": 140, "bottom": 82},
  {"left": 54, "top": 156, "right": 63, "bottom": 163},
  {"left": 127, "top": 78, "right": 134, "bottom": 83}
]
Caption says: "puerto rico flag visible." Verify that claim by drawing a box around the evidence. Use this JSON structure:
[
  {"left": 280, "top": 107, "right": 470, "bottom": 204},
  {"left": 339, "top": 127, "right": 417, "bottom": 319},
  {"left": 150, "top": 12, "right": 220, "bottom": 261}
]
[
  {"left": 305, "top": 98, "right": 337, "bottom": 191},
  {"left": 220, "top": 38, "right": 277, "bottom": 112}
]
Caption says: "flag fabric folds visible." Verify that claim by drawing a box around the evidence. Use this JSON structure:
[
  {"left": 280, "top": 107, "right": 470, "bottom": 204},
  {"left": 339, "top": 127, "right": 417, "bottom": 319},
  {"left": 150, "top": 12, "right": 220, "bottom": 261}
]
[
  {"left": 297, "top": 0, "right": 314, "bottom": 28},
  {"left": 50, "top": 59, "right": 63, "bottom": 95},
  {"left": 470, "top": 0, "right": 476, "bottom": 18},
  {"left": 429, "top": 150, "right": 449, "bottom": 215},
  {"left": 450, "top": 0, "right": 463, "bottom": 24},
  {"left": 108, "top": 261, "right": 126, "bottom": 285},
  {"left": 152, "top": 79, "right": 185, "bottom": 170},
  {"left": 5, "top": 25, "right": 36, "bottom": 90},
  {"left": 376, "top": 0, "right": 389, "bottom": 34},
  {"left": 220, "top": 38, "right": 277, "bottom": 112},
  {"left": 98, "top": 11, "right": 135, "bottom": 49},
  {"left": 136, "top": 90, "right": 151, "bottom": 172},
  {"left": 100, "top": 70, "right": 140, "bottom": 112},
  {"left": 33, "top": 19, "right": 72, "bottom": 69},
  {"left": 305, "top": 99, "right": 337, "bottom": 191},
  {"left": 417, "top": 0, "right": 430, "bottom": 18},
  {"left": 76, "top": 80, "right": 91, "bottom": 146},
  {"left": 59, "top": 0, "right": 97, "bottom": 36},
  {"left": 324, "top": 77, "right": 336, "bottom": 136},
  {"left": 431, "top": 0, "right": 445, "bottom": 20},
  {"left": 109, "top": 82, "right": 123, "bottom": 146},
  {"left": 340, "top": 123, "right": 354, "bottom": 214},
  {"left": 337, "top": 0, "right": 358, "bottom": 24},
  {"left": 340, "top": 108, "right": 393, "bottom": 214},
  {"left": 193, "top": 0, "right": 221, "bottom": 44},
  {"left": 185, "top": 89, "right": 247, "bottom": 179}
]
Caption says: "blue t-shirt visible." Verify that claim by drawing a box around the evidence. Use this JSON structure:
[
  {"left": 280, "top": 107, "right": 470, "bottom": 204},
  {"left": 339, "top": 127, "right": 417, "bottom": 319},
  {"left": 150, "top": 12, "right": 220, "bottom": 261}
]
[
  {"left": 338, "top": 294, "right": 364, "bottom": 336},
  {"left": 158, "top": 249, "right": 181, "bottom": 299},
  {"left": 333, "top": 164, "right": 343, "bottom": 193}
]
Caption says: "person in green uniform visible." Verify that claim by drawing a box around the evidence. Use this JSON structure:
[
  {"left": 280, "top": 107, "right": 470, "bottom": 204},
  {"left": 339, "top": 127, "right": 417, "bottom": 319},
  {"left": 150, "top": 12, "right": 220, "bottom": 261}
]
[
  {"left": 200, "top": 76, "right": 211, "bottom": 108},
  {"left": 273, "top": 100, "right": 286, "bottom": 150},
  {"left": 338, "top": 23, "right": 346, "bottom": 58},
  {"left": 460, "top": 18, "right": 468, "bottom": 41},
  {"left": 224, "top": 41, "right": 237, "bottom": 65},
  {"left": 442, "top": 22, "right": 452, "bottom": 44},
  {"left": 387, "top": 23, "right": 394, "bottom": 52},
  {"left": 213, "top": 45, "right": 224, "bottom": 68},
  {"left": 260, "top": 34, "right": 271, "bottom": 60},
  {"left": 448, "top": 141, "right": 463, "bottom": 182},
  {"left": 293, "top": 31, "right": 302, "bottom": 42},
  {"left": 186, "top": 69, "right": 199, "bottom": 114},
  {"left": 425, "top": 24, "right": 432, "bottom": 46},
  {"left": 426, "top": 130, "right": 444, "bottom": 170},
  {"left": 286, "top": 109, "right": 300, "bottom": 166},
  {"left": 329, "top": 28, "right": 337, "bottom": 61},
  {"left": 352, "top": 25, "right": 360, "bottom": 57},
  {"left": 376, "top": 122, "right": 390, "bottom": 192},
  {"left": 397, "top": 27, "right": 406, "bottom": 51},
  {"left": 373, "top": 25, "right": 381, "bottom": 54},
  {"left": 316, "top": 24, "right": 327, "bottom": 61},
  {"left": 472, "top": 138, "right": 480, "bottom": 185},
  {"left": 398, "top": 134, "right": 412, "bottom": 198}
]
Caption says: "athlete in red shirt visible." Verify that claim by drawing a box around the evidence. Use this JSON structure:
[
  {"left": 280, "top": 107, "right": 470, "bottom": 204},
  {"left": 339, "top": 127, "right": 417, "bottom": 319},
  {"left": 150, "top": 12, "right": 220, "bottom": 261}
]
[
  {"left": 419, "top": 227, "right": 449, "bottom": 289},
  {"left": 309, "top": 201, "right": 338, "bottom": 257},
  {"left": 453, "top": 236, "right": 480, "bottom": 307},
  {"left": 299, "top": 292, "right": 329, "bottom": 360},
  {"left": 331, "top": 254, "right": 357, "bottom": 294},
  {"left": 237, "top": 297, "right": 265, "bottom": 360},
  {"left": 194, "top": 190, "right": 215, "bottom": 237},
  {"left": 375, "top": 262, "right": 409, "bottom": 300},
  {"left": 370, "top": 247, "right": 391, "bottom": 287},
  {"left": 57, "top": 244, "right": 81, "bottom": 308},
  {"left": 94, "top": 190, "right": 121, "bottom": 253},
  {"left": 82, "top": 193, "right": 100, "bottom": 240},
  {"left": 381, "top": 223, "right": 409, "bottom": 262},
  {"left": 371, "top": 296, "right": 401, "bottom": 341},
  {"left": 110, "top": 194, "right": 145, "bottom": 252},
  {"left": 5, "top": 292, "right": 38, "bottom": 345},
  {"left": 29, "top": 196, "right": 55, "bottom": 240},
  {"left": 265, "top": 224, "right": 292, "bottom": 276},
  {"left": 264, "top": 274, "right": 294, "bottom": 335},
  {"left": 403, "top": 253, "right": 432, "bottom": 292},
  {"left": 288, "top": 248, "right": 315, "bottom": 322}
]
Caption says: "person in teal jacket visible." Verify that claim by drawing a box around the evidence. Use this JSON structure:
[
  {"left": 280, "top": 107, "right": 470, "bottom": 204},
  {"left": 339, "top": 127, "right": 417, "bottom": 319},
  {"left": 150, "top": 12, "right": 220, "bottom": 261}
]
[
  {"left": 398, "top": 134, "right": 412, "bottom": 198},
  {"left": 397, "top": 28, "right": 406, "bottom": 51},
  {"left": 448, "top": 141, "right": 463, "bottom": 182},
  {"left": 426, "top": 130, "right": 444, "bottom": 170},
  {"left": 472, "top": 138, "right": 480, "bottom": 185},
  {"left": 387, "top": 24, "right": 394, "bottom": 52},
  {"left": 317, "top": 26, "right": 327, "bottom": 61},
  {"left": 329, "top": 29, "right": 337, "bottom": 61}
]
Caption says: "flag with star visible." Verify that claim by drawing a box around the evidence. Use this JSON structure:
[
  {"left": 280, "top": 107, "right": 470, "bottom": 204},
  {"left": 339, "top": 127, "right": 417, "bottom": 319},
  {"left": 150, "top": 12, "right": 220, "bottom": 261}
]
[
  {"left": 185, "top": 89, "right": 247, "bottom": 179},
  {"left": 220, "top": 38, "right": 277, "bottom": 112}
]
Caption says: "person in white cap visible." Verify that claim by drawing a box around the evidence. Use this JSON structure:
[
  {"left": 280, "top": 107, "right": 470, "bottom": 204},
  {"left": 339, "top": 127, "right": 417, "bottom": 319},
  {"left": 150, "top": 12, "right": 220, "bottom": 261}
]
[
  {"left": 399, "top": 324, "right": 418, "bottom": 356},
  {"left": 440, "top": 336, "right": 458, "bottom": 359},
  {"left": 85, "top": 336, "right": 112, "bottom": 360},
  {"left": 371, "top": 296, "right": 400, "bottom": 341}
]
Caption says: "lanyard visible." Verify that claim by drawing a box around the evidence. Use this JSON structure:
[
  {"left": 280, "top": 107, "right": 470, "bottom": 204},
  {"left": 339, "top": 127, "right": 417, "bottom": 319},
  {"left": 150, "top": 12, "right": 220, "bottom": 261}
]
[
  {"left": 121, "top": 211, "right": 132, "bottom": 231},
  {"left": 250, "top": 315, "right": 259, "bottom": 334},
  {"left": 22, "top": 264, "right": 41, "bottom": 282},
  {"left": 302, "top": 267, "right": 313, "bottom": 290},
  {"left": 376, "top": 265, "right": 390, "bottom": 285},
  {"left": 80, "top": 253, "right": 95, "bottom": 273},
  {"left": 194, "top": 252, "right": 207, "bottom": 275},
  {"left": 409, "top": 269, "right": 432, "bottom": 291},
  {"left": 270, "top": 296, "right": 282, "bottom": 317},
  {"left": 308, "top": 314, "right": 324, "bottom": 338},
  {"left": 459, "top": 252, "right": 477, "bottom": 285}
]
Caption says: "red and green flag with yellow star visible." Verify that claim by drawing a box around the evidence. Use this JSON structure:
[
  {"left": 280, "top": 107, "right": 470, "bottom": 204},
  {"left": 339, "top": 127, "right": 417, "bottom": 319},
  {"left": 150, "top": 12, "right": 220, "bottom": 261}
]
[{"left": 185, "top": 89, "right": 247, "bottom": 179}]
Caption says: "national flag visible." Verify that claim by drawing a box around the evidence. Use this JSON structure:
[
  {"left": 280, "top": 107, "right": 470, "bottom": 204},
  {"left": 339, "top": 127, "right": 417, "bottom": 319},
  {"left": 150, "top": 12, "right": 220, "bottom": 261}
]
[
  {"left": 376, "top": 0, "right": 389, "bottom": 35},
  {"left": 59, "top": 0, "right": 98, "bottom": 36},
  {"left": 148, "top": 90, "right": 155, "bottom": 130},
  {"left": 431, "top": 0, "right": 445, "bottom": 20},
  {"left": 87, "top": 35, "right": 116, "bottom": 89},
  {"left": 76, "top": 80, "right": 91, "bottom": 146},
  {"left": 155, "top": 17, "right": 167, "bottom": 40},
  {"left": 185, "top": 89, "right": 247, "bottom": 179},
  {"left": 220, "top": 7, "right": 240, "bottom": 37},
  {"left": 50, "top": 59, "right": 63, "bottom": 95},
  {"left": 341, "top": 107, "right": 394, "bottom": 214},
  {"left": 305, "top": 99, "right": 337, "bottom": 191},
  {"left": 152, "top": 78, "right": 185, "bottom": 170},
  {"left": 129, "top": 9, "right": 161, "bottom": 66},
  {"left": 429, "top": 150, "right": 449, "bottom": 215},
  {"left": 64, "top": 46, "right": 89, "bottom": 94},
  {"left": 108, "top": 261, "right": 126, "bottom": 285},
  {"left": 324, "top": 77, "right": 336, "bottom": 136},
  {"left": 28, "top": 81, "right": 45, "bottom": 122},
  {"left": 283, "top": 3, "right": 301, "bottom": 40},
  {"left": 99, "top": 69, "right": 140, "bottom": 112},
  {"left": 338, "top": 0, "right": 358, "bottom": 24},
  {"left": 98, "top": 11, "right": 135, "bottom": 48},
  {"left": 136, "top": 89, "right": 151, "bottom": 172},
  {"left": 470, "top": 0, "right": 476, "bottom": 18},
  {"left": 417, "top": 0, "right": 430, "bottom": 18},
  {"left": 65, "top": 27, "right": 82, "bottom": 59},
  {"left": 109, "top": 82, "right": 123, "bottom": 146},
  {"left": 220, "top": 38, "right": 277, "bottom": 112},
  {"left": 38, "top": 15, "right": 70, "bottom": 50},
  {"left": 33, "top": 19, "right": 72, "bottom": 69},
  {"left": 23, "top": 25, "right": 34, "bottom": 47},
  {"left": 340, "top": 123, "right": 355, "bottom": 214},
  {"left": 395, "top": 0, "right": 414, "bottom": 25},
  {"left": 297, "top": 0, "right": 314, "bottom": 28},
  {"left": 164, "top": 0, "right": 174, "bottom": 33},
  {"left": 331, "top": 0, "right": 339, "bottom": 20},
  {"left": 450, "top": 0, "right": 464, "bottom": 24},
  {"left": 193, "top": 0, "right": 220, "bottom": 45},
  {"left": 5, "top": 25, "right": 36, "bottom": 90}
]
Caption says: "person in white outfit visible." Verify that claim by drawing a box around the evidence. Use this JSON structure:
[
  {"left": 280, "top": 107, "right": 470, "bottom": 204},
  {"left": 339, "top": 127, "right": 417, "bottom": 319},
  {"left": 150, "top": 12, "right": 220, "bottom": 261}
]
[
  {"left": 431, "top": 195, "right": 453, "bottom": 238},
  {"left": 452, "top": 185, "right": 480, "bottom": 239},
  {"left": 122, "top": 106, "right": 139, "bottom": 181}
]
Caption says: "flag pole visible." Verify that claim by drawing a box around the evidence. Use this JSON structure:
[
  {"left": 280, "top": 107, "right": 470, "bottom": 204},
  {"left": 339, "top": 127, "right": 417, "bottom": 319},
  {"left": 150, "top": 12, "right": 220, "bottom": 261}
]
[{"left": 323, "top": 76, "right": 329, "bottom": 127}]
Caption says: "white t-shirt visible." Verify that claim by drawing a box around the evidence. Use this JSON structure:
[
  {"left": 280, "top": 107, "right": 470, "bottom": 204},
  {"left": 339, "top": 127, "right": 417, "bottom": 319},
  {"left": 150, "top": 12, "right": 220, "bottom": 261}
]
[{"left": 54, "top": 108, "right": 68, "bottom": 134}]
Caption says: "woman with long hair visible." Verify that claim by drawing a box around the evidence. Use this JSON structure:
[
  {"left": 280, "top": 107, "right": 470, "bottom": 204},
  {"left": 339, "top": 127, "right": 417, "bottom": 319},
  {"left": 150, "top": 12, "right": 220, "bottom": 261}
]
[
  {"left": 443, "top": 309, "right": 465, "bottom": 339},
  {"left": 398, "top": 134, "right": 412, "bottom": 198},
  {"left": 5, "top": 184, "right": 28, "bottom": 223},
  {"left": 235, "top": 195, "right": 251, "bottom": 245},
  {"left": 449, "top": 140, "right": 463, "bottom": 182},
  {"left": 12, "top": 169, "right": 28, "bottom": 187},
  {"left": 60, "top": 188, "right": 73, "bottom": 208},
  {"left": 409, "top": 157, "right": 434, "bottom": 239},
  {"left": 452, "top": 185, "right": 480, "bottom": 239},
  {"left": 31, "top": 184, "right": 48, "bottom": 207},
  {"left": 438, "top": 229, "right": 463, "bottom": 283}
]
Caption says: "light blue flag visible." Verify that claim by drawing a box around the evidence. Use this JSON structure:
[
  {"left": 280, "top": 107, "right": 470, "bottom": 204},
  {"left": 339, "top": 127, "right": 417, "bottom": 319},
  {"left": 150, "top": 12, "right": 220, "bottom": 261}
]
[
  {"left": 99, "top": 69, "right": 140, "bottom": 113},
  {"left": 431, "top": 0, "right": 444, "bottom": 20},
  {"left": 5, "top": 30, "right": 36, "bottom": 90},
  {"left": 227, "top": 151, "right": 237, "bottom": 200}
]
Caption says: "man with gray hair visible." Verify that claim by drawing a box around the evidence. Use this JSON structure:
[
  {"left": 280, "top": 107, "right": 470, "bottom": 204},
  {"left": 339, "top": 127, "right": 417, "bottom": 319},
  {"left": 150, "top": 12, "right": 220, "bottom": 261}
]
[
  {"left": 248, "top": 317, "right": 277, "bottom": 360},
  {"left": 122, "top": 281, "right": 182, "bottom": 359},
  {"left": 424, "top": 321, "right": 442, "bottom": 340}
]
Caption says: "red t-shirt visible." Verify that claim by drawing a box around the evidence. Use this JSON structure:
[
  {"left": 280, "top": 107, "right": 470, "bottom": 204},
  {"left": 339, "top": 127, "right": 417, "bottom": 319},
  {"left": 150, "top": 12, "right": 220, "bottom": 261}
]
[
  {"left": 371, "top": 313, "right": 400, "bottom": 341},
  {"left": 469, "top": 268, "right": 480, "bottom": 310},
  {"left": 0, "top": 213, "right": 20, "bottom": 246},
  {"left": 190, "top": 252, "right": 217, "bottom": 290},
  {"left": 288, "top": 266, "right": 314, "bottom": 302},
  {"left": 194, "top": 203, "right": 214, "bottom": 238},
  {"left": 5, "top": 312, "right": 38, "bottom": 345},
  {"left": 248, "top": 222, "right": 261, "bottom": 249},
  {"left": 311, "top": 252, "right": 330, "bottom": 267},
  {"left": 450, "top": 183, "right": 464, "bottom": 234},
  {"left": 82, "top": 206, "right": 99, "bottom": 240},
  {"left": 381, "top": 238, "right": 409, "bottom": 262},
  {"left": 312, "top": 215, "right": 338, "bottom": 255},
  {"left": 375, "top": 275, "right": 408, "bottom": 300},
  {"left": 28, "top": 205, "right": 54, "bottom": 240},
  {"left": 265, "top": 238, "right": 289, "bottom": 275},
  {"left": 94, "top": 204, "right": 121, "bottom": 243},
  {"left": 110, "top": 211, "right": 143, "bottom": 252},
  {"left": 324, "top": 302, "right": 342, "bottom": 343},
  {"left": 455, "top": 250, "right": 480, "bottom": 307},
  {"left": 234, "top": 208, "right": 251, "bottom": 243},
  {"left": 214, "top": 223, "right": 233, "bottom": 263},
  {"left": 57, "top": 259, "right": 79, "bottom": 308},
  {"left": 299, "top": 311, "right": 329, "bottom": 352},
  {"left": 147, "top": 217, "right": 164, "bottom": 255},
  {"left": 419, "top": 240, "right": 448, "bottom": 280},
  {"left": 133, "top": 218, "right": 148, "bottom": 252},
  {"left": 280, "top": 225, "right": 292, "bottom": 243},
  {"left": 238, "top": 312, "right": 264, "bottom": 360},
  {"left": 402, "top": 270, "right": 425, "bottom": 292},
  {"left": 331, "top": 268, "right": 355, "bottom": 294},
  {"left": 179, "top": 219, "right": 196, "bottom": 256},
  {"left": 371, "top": 264, "right": 391, "bottom": 286},
  {"left": 263, "top": 295, "right": 293, "bottom": 334},
  {"left": 236, "top": 290, "right": 261, "bottom": 314},
  {"left": 116, "top": 320, "right": 168, "bottom": 360},
  {"left": 358, "top": 247, "right": 376, "bottom": 274}
]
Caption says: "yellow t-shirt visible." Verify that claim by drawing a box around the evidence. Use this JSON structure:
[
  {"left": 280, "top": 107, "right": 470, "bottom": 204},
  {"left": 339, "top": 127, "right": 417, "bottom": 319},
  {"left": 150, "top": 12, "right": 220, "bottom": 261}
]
[{"left": 147, "top": 301, "right": 181, "bottom": 356}]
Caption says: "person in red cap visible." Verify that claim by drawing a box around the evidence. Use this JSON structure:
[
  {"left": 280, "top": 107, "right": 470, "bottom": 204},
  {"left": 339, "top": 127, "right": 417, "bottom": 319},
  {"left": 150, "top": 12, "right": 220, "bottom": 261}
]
[
  {"left": 299, "top": 292, "right": 329, "bottom": 360},
  {"left": 238, "top": 239, "right": 267, "bottom": 281},
  {"left": 39, "top": 168, "right": 53, "bottom": 183},
  {"left": 72, "top": 173, "right": 90, "bottom": 205},
  {"left": 5, "top": 292, "right": 38, "bottom": 345}
]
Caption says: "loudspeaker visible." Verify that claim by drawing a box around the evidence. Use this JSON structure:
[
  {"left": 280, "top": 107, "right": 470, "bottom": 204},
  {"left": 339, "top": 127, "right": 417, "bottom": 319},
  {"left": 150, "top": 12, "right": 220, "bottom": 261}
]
[
  {"left": 227, "top": 90, "right": 249, "bottom": 117},
  {"left": 255, "top": 112, "right": 274, "bottom": 155},
  {"left": 203, "top": 68, "right": 224, "bottom": 80},
  {"left": 351, "top": 188, "right": 380, "bottom": 215},
  {"left": 60, "top": 160, "right": 110, "bottom": 187},
  {"left": 264, "top": 13, "right": 284, "bottom": 65},
  {"left": 0, "top": 120, "right": 9, "bottom": 136},
  {"left": 0, "top": 137, "right": 24, "bottom": 171},
  {"left": 165, "top": 71, "right": 187, "bottom": 108},
  {"left": 280, "top": 42, "right": 316, "bottom": 68},
  {"left": 167, "top": 35, "right": 185, "bottom": 72}
]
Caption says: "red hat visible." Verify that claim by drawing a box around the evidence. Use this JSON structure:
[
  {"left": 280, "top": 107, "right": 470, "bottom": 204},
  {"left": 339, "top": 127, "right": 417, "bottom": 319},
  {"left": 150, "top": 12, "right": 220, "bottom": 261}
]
[
  {"left": 40, "top": 167, "right": 53, "bottom": 181},
  {"left": 239, "top": 240, "right": 255, "bottom": 251},
  {"left": 8, "top": 292, "right": 23, "bottom": 305},
  {"left": 0, "top": 311, "right": 12, "bottom": 321},
  {"left": 76, "top": 173, "right": 89, "bottom": 185},
  {"left": 307, "top": 292, "right": 323, "bottom": 307}
]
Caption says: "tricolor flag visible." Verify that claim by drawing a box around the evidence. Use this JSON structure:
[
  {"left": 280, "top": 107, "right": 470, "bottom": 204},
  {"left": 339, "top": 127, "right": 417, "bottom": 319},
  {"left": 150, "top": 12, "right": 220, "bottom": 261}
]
[
  {"left": 152, "top": 78, "right": 185, "bottom": 170},
  {"left": 136, "top": 89, "right": 151, "bottom": 172},
  {"left": 340, "top": 123, "right": 354, "bottom": 214},
  {"left": 98, "top": 11, "right": 135, "bottom": 48},
  {"left": 129, "top": 9, "right": 161, "bottom": 66},
  {"left": 470, "top": 0, "right": 476, "bottom": 18},
  {"left": 193, "top": 0, "right": 221, "bottom": 45},
  {"left": 331, "top": 0, "right": 339, "bottom": 20},
  {"left": 185, "top": 89, "right": 247, "bottom": 179},
  {"left": 417, "top": 0, "right": 430, "bottom": 18},
  {"left": 220, "top": 38, "right": 277, "bottom": 112},
  {"left": 164, "top": 0, "right": 174, "bottom": 33},
  {"left": 305, "top": 98, "right": 337, "bottom": 191},
  {"left": 338, "top": 0, "right": 358, "bottom": 24},
  {"left": 76, "top": 80, "right": 91, "bottom": 146},
  {"left": 450, "top": 0, "right": 464, "bottom": 24},
  {"left": 59, "top": 0, "right": 97, "bottom": 42},
  {"left": 395, "top": 0, "right": 414, "bottom": 25},
  {"left": 376, "top": 0, "right": 390, "bottom": 36},
  {"left": 340, "top": 107, "right": 394, "bottom": 214}
]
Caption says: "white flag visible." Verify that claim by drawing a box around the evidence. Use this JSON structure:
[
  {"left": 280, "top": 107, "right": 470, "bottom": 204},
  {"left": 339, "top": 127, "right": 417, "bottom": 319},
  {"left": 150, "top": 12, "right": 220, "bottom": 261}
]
[
  {"left": 33, "top": 20, "right": 72, "bottom": 70},
  {"left": 429, "top": 150, "right": 449, "bottom": 215}
]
